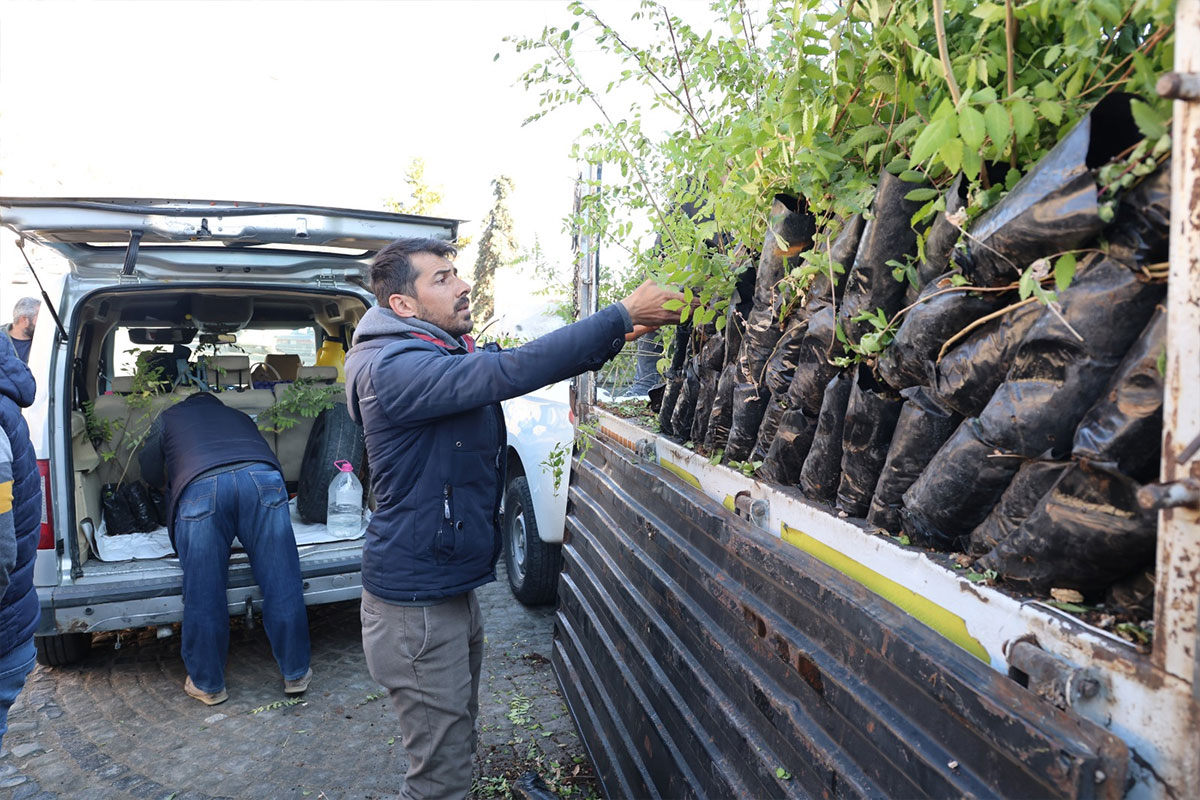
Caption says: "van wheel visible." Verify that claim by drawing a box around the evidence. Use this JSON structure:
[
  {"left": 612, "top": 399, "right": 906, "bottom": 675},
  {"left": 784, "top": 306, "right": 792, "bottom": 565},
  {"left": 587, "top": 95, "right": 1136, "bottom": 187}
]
[
  {"left": 297, "top": 403, "right": 366, "bottom": 523},
  {"left": 504, "top": 475, "right": 562, "bottom": 606},
  {"left": 35, "top": 632, "right": 92, "bottom": 667}
]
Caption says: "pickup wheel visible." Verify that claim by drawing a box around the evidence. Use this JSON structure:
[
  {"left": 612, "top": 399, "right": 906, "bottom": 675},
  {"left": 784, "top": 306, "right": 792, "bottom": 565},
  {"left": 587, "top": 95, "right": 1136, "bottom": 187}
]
[
  {"left": 504, "top": 475, "right": 562, "bottom": 606},
  {"left": 35, "top": 632, "right": 92, "bottom": 667}
]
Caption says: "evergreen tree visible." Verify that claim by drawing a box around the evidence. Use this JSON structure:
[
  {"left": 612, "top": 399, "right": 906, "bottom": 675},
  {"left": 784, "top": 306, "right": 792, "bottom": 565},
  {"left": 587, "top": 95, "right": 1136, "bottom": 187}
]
[
  {"left": 383, "top": 158, "right": 444, "bottom": 215},
  {"left": 471, "top": 175, "right": 517, "bottom": 326}
]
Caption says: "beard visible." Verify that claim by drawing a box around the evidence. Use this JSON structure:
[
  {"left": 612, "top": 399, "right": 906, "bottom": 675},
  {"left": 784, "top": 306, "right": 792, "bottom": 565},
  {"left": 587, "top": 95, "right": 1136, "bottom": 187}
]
[{"left": 416, "top": 299, "right": 472, "bottom": 338}]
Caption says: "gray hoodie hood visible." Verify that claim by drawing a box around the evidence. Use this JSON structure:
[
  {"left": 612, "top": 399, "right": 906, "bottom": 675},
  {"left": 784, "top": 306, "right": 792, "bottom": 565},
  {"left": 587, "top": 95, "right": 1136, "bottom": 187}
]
[{"left": 353, "top": 306, "right": 469, "bottom": 351}]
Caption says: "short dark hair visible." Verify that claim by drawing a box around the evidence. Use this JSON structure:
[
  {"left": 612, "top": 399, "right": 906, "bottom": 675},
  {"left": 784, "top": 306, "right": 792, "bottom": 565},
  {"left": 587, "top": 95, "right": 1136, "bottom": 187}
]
[{"left": 370, "top": 238, "right": 458, "bottom": 306}]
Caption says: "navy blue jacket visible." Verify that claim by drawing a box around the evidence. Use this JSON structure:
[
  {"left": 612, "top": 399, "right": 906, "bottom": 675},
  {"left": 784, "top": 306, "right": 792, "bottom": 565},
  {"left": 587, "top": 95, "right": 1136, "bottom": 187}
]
[
  {"left": 140, "top": 392, "right": 283, "bottom": 541},
  {"left": 0, "top": 331, "right": 40, "bottom": 660},
  {"left": 346, "top": 304, "right": 630, "bottom": 602}
]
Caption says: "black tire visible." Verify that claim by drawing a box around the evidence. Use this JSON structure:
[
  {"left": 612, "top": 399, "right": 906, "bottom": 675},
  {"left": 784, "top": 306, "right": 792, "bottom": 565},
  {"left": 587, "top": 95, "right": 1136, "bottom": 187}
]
[
  {"left": 504, "top": 474, "right": 562, "bottom": 606},
  {"left": 35, "top": 632, "right": 92, "bottom": 667},
  {"left": 297, "top": 403, "right": 367, "bottom": 523}
]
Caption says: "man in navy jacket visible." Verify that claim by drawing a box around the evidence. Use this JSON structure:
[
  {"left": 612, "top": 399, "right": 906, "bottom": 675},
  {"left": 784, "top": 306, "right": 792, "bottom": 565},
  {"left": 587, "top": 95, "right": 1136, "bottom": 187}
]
[
  {"left": 0, "top": 329, "right": 39, "bottom": 753},
  {"left": 346, "top": 237, "right": 683, "bottom": 799}
]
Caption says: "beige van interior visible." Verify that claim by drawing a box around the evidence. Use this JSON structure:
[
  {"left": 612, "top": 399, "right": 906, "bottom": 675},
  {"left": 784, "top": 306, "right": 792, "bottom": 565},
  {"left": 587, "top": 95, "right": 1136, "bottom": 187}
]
[{"left": 67, "top": 287, "right": 369, "bottom": 563}]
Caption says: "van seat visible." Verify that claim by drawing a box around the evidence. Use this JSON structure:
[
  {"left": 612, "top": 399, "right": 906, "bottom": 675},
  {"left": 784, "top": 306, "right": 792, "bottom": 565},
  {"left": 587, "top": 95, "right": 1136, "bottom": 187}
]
[
  {"left": 297, "top": 365, "right": 338, "bottom": 383},
  {"left": 110, "top": 375, "right": 135, "bottom": 394},
  {"left": 265, "top": 353, "right": 302, "bottom": 381},
  {"left": 204, "top": 355, "right": 252, "bottom": 389}
]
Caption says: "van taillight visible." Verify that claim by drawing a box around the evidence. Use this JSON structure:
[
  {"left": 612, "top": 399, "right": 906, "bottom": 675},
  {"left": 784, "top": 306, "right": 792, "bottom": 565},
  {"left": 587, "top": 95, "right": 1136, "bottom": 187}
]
[{"left": 37, "top": 459, "right": 54, "bottom": 549}]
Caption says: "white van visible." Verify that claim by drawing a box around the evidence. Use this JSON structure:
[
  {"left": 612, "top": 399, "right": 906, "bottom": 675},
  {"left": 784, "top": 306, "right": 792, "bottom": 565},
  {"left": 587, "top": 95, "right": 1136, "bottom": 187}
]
[{"left": 1, "top": 198, "right": 460, "bottom": 665}]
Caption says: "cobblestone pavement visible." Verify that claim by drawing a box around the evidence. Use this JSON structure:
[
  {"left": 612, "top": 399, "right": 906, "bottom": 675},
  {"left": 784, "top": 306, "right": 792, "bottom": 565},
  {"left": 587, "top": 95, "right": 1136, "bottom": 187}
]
[{"left": 0, "top": 565, "right": 599, "bottom": 800}]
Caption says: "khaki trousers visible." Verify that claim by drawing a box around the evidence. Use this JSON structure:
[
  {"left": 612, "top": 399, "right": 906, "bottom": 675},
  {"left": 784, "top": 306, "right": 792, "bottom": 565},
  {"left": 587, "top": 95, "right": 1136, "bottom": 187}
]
[{"left": 361, "top": 588, "right": 484, "bottom": 800}]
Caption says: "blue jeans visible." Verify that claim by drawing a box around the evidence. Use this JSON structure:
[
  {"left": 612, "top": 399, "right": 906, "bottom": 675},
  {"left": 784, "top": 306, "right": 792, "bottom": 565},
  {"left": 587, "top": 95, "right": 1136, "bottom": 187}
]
[
  {"left": 174, "top": 463, "right": 310, "bottom": 693},
  {"left": 0, "top": 637, "right": 36, "bottom": 752}
]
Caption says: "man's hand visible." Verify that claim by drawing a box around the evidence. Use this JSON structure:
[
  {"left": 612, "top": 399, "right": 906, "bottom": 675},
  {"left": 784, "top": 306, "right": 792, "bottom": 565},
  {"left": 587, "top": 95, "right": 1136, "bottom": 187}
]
[{"left": 619, "top": 280, "right": 690, "bottom": 328}]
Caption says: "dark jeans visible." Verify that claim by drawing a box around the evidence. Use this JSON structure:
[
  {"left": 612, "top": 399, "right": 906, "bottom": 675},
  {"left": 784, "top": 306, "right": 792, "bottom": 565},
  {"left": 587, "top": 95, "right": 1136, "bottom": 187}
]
[
  {"left": 174, "top": 463, "right": 310, "bottom": 692},
  {"left": 0, "top": 637, "right": 35, "bottom": 751}
]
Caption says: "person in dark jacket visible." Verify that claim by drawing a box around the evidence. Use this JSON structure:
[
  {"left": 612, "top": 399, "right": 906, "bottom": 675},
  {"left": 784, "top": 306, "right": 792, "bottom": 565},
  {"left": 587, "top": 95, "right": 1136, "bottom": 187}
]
[
  {"left": 140, "top": 392, "right": 311, "bottom": 706},
  {"left": 0, "top": 329, "right": 39, "bottom": 751},
  {"left": 345, "top": 237, "right": 683, "bottom": 800}
]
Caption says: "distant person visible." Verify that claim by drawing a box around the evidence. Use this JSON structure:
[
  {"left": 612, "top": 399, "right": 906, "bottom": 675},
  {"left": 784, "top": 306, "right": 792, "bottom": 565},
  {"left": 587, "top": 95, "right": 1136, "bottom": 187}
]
[
  {"left": 345, "top": 237, "right": 683, "bottom": 799},
  {"left": 0, "top": 327, "right": 39, "bottom": 750},
  {"left": 139, "top": 392, "right": 312, "bottom": 706},
  {"left": 4, "top": 298, "right": 39, "bottom": 364}
]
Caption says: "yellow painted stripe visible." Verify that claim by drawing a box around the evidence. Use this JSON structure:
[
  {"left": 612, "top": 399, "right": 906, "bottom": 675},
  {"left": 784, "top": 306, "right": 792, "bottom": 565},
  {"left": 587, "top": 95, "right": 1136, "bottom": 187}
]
[
  {"left": 659, "top": 459, "right": 702, "bottom": 489},
  {"left": 0, "top": 479, "right": 12, "bottom": 515},
  {"left": 781, "top": 522, "right": 990, "bottom": 663},
  {"left": 723, "top": 495, "right": 736, "bottom": 513}
]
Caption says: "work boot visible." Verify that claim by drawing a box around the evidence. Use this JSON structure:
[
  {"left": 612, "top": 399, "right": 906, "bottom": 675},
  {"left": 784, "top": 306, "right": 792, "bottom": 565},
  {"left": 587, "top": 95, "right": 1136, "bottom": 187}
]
[
  {"left": 184, "top": 676, "right": 228, "bottom": 706},
  {"left": 283, "top": 668, "right": 313, "bottom": 695}
]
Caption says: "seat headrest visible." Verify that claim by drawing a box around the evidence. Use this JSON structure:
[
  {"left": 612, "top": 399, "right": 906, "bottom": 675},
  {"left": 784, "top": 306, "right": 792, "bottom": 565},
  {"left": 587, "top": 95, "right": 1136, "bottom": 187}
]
[
  {"left": 110, "top": 375, "right": 135, "bottom": 393},
  {"left": 264, "top": 353, "right": 302, "bottom": 381}
]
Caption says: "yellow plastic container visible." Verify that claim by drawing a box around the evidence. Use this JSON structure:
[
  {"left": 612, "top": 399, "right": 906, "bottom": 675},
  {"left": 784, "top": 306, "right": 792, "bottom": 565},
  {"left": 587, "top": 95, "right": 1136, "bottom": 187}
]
[{"left": 315, "top": 339, "right": 346, "bottom": 382}]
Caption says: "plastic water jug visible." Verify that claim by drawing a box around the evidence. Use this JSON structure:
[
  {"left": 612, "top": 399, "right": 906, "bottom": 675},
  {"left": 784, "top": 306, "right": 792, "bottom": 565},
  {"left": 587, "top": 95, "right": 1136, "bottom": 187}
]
[{"left": 327, "top": 460, "right": 363, "bottom": 539}]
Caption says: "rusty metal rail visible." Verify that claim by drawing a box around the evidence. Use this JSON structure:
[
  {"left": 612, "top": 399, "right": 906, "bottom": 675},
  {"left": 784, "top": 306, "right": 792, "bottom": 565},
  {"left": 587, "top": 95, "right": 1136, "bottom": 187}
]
[{"left": 554, "top": 433, "right": 1128, "bottom": 799}]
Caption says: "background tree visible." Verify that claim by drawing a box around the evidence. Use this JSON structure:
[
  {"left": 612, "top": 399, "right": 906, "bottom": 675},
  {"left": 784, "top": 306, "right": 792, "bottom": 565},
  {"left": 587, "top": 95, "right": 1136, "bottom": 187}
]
[
  {"left": 471, "top": 175, "right": 518, "bottom": 327},
  {"left": 383, "top": 157, "right": 445, "bottom": 215}
]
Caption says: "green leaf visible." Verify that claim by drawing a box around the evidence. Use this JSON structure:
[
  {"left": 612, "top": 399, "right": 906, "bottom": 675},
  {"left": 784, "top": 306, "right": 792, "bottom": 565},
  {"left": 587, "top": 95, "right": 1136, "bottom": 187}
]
[
  {"left": 662, "top": 299, "right": 684, "bottom": 311},
  {"left": 904, "top": 188, "right": 938, "bottom": 202},
  {"left": 1038, "top": 101, "right": 1064, "bottom": 126},
  {"left": 898, "top": 169, "right": 926, "bottom": 183},
  {"left": 1130, "top": 99, "right": 1168, "bottom": 141},
  {"left": 1053, "top": 252, "right": 1076, "bottom": 292},
  {"left": 776, "top": 767, "right": 792, "bottom": 780},
  {"left": 940, "top": 137, "right": 964, "bottom": 175},
  {"left": 1011, "top": 100, "right": 1036, "bottom": 139},
  {"left": 910, "top": 117, "right": 956, "bottom": 164},
  {"left": 984, "top": 104, "right": 1012, "bottom": 149},
  {"left": 959, "top": 106, "right": 986, "bottom": 150}
]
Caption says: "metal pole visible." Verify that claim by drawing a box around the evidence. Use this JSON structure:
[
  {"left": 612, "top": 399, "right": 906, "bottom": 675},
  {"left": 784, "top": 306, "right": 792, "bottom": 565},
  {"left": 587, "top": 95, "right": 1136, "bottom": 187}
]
[{"left": 1151, "top": 0, "right": 1200, "bottom": 687}]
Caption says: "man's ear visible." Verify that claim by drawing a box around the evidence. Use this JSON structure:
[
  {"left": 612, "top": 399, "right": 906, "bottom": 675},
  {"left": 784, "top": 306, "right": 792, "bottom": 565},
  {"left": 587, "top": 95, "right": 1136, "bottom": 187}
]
[{"left": 388, "top": 293, "right": 418, "bottom": 318}]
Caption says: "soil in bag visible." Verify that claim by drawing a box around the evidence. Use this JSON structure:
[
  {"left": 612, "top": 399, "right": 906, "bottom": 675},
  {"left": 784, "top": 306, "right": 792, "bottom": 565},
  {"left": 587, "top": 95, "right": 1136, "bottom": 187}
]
[
  {"left": 799, "top": 371, "right": 853, "bottom": 502},
  {"left": 725, "top": 195, "right": 815, "bottom": 459},
  {"left": 867, "top": 387, "right": 962, "bottom": 534},
  {"left": 670, "top": 362, "right": 700, "bottom": 440},
  {"left": 1107, "top": 158, "right": 1171, "bottom": 268},
  {"left": 691, "top": 367, "right": 719, "bottom": 446},
  {"left": 878, "top": 272, "right": 1009, "bottom": 390},
  {"left": 967, "top": 459, "right": 1070, "bottom": 556},
  {"left": 836, "top": 366, "right": 905, "bottom": 518},
  {"left": 785, "top": 305, "right": 841, "bottom": 416},
  {"left": 1072, "top": 306, "right": 1167, "bottom": 481},
  {"left": 931, "top": 299, "right": 1043, "bottom": 417},
  {"left": 657, "top": 321, "right": 692, "bottom": 437},
  {"left": 101, "top": 482, "right": 139, "bottom": 536},
  {"left": 953, "top": 94, "right": 1140, "bottom": 287},
  {"left": 704, "top": 362, "right": 738, "bottom": 451},
  {"left": 760, "top": 406, "right": 818, "bottom": 486},
  {"left": 901, "top": 418, "right": 1024, "bottom": 551},
  {"left": 806, "top": 213, "right": 865, "bottom": 308},
  {"left": 837, "top": 170, "right": 926, "bottom": 347},
  {"left": 916, "top": 175, "right": 968, "bottom": 289},
  {"left": 978, "top": 462, "right": 1156, "bottom": 596},
  {"left": 976, "top": 254, "right": 1165, "bottom": 458}
]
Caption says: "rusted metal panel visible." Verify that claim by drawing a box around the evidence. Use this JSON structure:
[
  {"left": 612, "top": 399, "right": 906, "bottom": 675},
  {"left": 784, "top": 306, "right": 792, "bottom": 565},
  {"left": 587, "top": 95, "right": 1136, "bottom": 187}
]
[{"left": 555, "top": 434, "right": 1128, "bottom": 799}]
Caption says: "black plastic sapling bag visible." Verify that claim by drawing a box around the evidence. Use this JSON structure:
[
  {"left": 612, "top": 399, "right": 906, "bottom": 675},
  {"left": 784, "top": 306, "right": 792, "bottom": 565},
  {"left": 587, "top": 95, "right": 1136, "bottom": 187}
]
[
  {"left": 867, "top": 387, "right": 962, "bottom": 534},
  {"left": 836, "top": 366, "right": 905, "bottom": 518},
  {"left": 967, "top": 459, "right": 1069, "bottom": 556},
  {"left": 101, "top": 483, "right": 138, "bottom": 536},
  {"left": 799, "top": 372, "right": 853, "bottom": 502},
  {"left": 760, "top": 406, "right": 818, "bottom": 486},
  {"left": 931, "top": 300, "right": 1043, "bottom": 417},
  {"left": 978, "top": 462, "right": 1156, "bottom": 595}
]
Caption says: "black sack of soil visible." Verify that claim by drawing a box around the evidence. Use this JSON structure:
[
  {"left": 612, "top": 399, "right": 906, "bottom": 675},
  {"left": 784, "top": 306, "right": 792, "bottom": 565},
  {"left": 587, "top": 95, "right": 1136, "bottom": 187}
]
[
  {"left": 125, "top": 482, "right": 159, "bottom": 532},
  {"left": 931, "top": 299, "right": 1043, "bottom": 417},
  {"left": 691, "top": 366, "right": 719, "bottom": 446},
  {"left": 725, "top": 195, "right": 816, "bottom": 459},
  {"left": 954, "top": 93, "right": 1141, "bottom": 286},
  {"left": 807, "top": 213, "right": 866, "bottom": 307},
  {"left": 753, "top": 394, "right": 787, "bottom": 462},
  {"left": 878, "top": 273, "right": 1009, "bottom": 390},
  {"left": 763, "top": 310, "right": 809, "bottom": 397},
  {"left": 1073, "top": 306, "right": 1167, "bottom": 480},
  {"left": 670, "top": 362, "right": 701, "bottom": 441},
  {"left": 836, "top": 367, "right": 906, "bottom": 518},
  {"left": 785, "top": 305, "right": 841, "bottom": 415},
  {"left": 760, "top": 406, "right": 818, "bottom": 486},
  {"left": 867, "top": 387, "right": 962, "bottom": 534},
  {"left": 916, "top": 175, "right": 968, "bottom": 289},
  {"left": 101, "top": 482, "right": 139, "bottom": 536},
  {"left": 657, "top": 321, "right": 693, "bottom": 437},
  {"left": 977, "top": 255, "right": 1166, "bottom": 458},
  {"left": 799, "top": 371, "right": 853, "bottom": 502},
  {"left": 967, "top": 460, "right": 1070, "bottom": 556},
  {"left": 704, "top": 363, "right": 738, "bottom": 451},
  {"left": 978, "top": 462, "right": 1156, "bottom": 595},
  {"left": 901, "top": 418, "right": 1024, "bottom": 551},
  {"left": 837, "top": 170, "right": 926, "bottom": 346}
]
